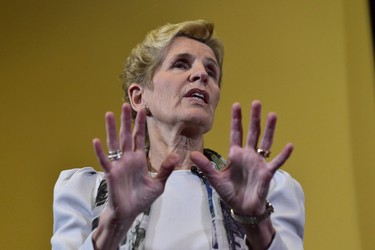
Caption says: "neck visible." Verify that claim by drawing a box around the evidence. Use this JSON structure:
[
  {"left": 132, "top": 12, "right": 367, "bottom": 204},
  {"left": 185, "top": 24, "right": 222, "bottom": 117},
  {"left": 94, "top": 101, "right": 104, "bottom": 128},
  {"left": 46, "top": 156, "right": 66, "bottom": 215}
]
[{"left": 147, "top": 126, "right": 204, "bottom": 172}]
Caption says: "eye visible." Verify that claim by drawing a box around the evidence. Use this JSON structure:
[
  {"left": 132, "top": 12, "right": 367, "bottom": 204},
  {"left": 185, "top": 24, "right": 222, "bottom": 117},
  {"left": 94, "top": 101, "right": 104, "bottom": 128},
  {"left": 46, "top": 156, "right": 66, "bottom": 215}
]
[
  {"left": 172, "top": 59, "right": 190, "bottom": 70},
  {"left": 206, "top": 65, "right": 218, "bottom": 79}
]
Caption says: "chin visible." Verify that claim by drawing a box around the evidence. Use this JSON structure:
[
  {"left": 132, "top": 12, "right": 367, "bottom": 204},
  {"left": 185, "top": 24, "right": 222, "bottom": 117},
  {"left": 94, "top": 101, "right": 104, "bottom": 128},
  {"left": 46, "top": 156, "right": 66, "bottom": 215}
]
[{"left": 182, "top": 115, "right": 214, "bottom": 135}]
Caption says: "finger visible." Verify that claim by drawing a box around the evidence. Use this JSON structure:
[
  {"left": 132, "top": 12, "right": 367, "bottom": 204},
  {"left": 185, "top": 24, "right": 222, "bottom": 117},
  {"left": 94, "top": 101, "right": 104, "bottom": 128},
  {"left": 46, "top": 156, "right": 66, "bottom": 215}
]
[
  {"left": 154, "top": 153, "right": 179, "bottom": 184},
  {"left": 120, "top": 103, "right": 132, "bottom": 152},
  {"left": 246, "top": 100, "right": 262, "bottom": 148},
  {"left": 93, "top": 138, "right": 112, "bottom": 173},
  {"left": 258, "top": 112, "right": 277, "bottom": 151},
  {"left": 133, "top": 109, "right": 146, "bottom": 151},
  {"left": 105, "top": 112, "right": 120, "bottom": 152},
  {"left": 268, "top": 143, "right": 294, "bottom": 173},
  {"left": 230, "top": 103, "right": 243, "bottom": 147},
  {"left": 190, "top": 151, "right": 220, "bottom": 181}
]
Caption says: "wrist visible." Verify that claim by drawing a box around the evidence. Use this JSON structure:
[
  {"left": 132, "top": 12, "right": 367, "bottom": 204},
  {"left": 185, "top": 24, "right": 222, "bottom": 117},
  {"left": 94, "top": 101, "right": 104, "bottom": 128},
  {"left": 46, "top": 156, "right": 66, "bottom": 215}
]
[
  {"left": 243, "top": 220, "right": 276, "bottom": 250},
  {"left": 231, "top": 201, "right": 276, "bottom": 250},
  {"left": 92, "top": 209, "right": 136, "bottom": 250},
  {"left": 230, "top": 201, "right": 274, "bottom": 225}
]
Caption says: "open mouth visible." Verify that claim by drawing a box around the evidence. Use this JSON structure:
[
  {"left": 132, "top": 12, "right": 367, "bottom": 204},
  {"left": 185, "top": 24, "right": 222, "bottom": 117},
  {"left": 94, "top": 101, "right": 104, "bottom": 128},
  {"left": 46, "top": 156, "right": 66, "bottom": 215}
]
[{"left": 184, "top": 88, "right": 209, "bottom": 103}]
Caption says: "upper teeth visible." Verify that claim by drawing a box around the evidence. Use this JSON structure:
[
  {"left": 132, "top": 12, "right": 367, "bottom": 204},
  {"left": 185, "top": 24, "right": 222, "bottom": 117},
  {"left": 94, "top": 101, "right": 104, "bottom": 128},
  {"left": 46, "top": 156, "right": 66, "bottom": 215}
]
[{"left": 192, "top": 93, "right": 204, "bottom": 99}]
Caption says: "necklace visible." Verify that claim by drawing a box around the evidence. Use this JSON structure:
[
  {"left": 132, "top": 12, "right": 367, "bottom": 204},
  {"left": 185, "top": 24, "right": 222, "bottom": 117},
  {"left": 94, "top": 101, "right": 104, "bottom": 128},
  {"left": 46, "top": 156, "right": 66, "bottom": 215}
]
[{"left": 191, "top": 166, "right": 207, "bottom": 184}]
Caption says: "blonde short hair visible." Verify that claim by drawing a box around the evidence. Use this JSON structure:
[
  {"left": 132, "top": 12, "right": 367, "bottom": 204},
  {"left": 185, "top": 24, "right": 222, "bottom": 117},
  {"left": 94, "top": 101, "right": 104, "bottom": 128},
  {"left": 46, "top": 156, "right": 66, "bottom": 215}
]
[{"left": 121, "top": 20, "right": 224, "bottom": 107}]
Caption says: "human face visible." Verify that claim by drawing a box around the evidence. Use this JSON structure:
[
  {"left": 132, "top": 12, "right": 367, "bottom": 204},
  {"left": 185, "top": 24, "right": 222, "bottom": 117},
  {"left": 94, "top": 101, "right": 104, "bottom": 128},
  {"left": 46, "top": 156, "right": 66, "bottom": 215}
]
[{"left": 144, "top": 37, "right": 221, "bottom": 135}]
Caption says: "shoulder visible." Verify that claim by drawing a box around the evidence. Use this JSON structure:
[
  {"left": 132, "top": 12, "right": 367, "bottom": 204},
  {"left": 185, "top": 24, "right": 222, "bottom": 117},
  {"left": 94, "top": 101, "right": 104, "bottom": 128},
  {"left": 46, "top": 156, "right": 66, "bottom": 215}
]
[
  {"left": 53, "top": 167, "right": 106, "bottom": 209},
  {"left": 55, "top": 167, "right": 104, "bottom": 189},
  {"left": 270, "top": 170, "right": 304, "bottom": 201},
  {"left": 56, "top": 167, "right": 103, "bottom": 182},
  {"left": 268, "top": 170, "right": 305, "bottom": 246},
  {"left": 52, "top": 167, "right": 104, "bottom": 248},
  {"left": 268, "top": 170, "right": 305, "bottom": 214}
]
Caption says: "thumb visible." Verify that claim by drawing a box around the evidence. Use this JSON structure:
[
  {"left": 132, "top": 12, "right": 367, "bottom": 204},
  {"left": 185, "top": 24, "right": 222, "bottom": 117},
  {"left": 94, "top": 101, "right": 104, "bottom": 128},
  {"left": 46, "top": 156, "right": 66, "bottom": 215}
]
[
  {"left": 154, "top": 153, "right": 179, "bottom": 184},
  {"left": 190, "top": 151, "right": 218, "bottom": 180}
]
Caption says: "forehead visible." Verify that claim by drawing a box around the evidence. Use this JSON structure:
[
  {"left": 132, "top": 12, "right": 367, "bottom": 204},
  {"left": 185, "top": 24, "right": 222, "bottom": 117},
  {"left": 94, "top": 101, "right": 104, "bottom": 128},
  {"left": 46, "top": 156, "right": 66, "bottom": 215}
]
[{"left": 163, "top": 37, "right": 217, "bottom": 63}]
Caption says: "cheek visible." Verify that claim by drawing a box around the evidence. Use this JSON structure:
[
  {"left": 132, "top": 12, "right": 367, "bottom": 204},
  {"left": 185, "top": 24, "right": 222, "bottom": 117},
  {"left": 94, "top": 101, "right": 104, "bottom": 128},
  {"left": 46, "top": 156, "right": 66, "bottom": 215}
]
[
  {"left": 153, "top": 74, "right": 177, "bottom": 92},
  {"left": 212, "top": 88, "right": 221, "bottom": 108},
  {"left": 152, "top": 83, "right": 180, "bottom": 108}
]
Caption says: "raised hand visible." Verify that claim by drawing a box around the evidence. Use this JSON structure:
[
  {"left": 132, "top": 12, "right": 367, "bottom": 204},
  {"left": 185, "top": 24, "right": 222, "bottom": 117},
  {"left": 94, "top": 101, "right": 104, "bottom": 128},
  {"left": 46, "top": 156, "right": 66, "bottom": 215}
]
[
  {"left": 92, "top": 103, "right": 178, "bottom": 225},
  {"left": 191, "top": 101, "right": 293, "bottom": 215}
]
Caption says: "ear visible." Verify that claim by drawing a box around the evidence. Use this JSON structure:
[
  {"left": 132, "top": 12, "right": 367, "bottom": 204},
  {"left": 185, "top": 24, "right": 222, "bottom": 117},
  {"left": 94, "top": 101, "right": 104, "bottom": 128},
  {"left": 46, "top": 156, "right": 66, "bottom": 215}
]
[{"left": 128, "top": 83, "right": 145, "bottom": 112}]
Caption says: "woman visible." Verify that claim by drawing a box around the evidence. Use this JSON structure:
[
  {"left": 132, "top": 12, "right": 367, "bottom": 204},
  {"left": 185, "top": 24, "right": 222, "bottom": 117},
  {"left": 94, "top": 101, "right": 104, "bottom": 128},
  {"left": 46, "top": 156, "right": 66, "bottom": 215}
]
[{"left": 52, "top": 20, "right": 304, "bottom": 250}]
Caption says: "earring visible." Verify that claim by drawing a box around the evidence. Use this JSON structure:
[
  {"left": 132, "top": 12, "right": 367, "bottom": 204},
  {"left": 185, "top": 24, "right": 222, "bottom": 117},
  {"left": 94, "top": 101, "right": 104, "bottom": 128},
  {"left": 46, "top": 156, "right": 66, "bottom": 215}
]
[{"left": 144, "top": 105, "right": 151, "bottom": 116}]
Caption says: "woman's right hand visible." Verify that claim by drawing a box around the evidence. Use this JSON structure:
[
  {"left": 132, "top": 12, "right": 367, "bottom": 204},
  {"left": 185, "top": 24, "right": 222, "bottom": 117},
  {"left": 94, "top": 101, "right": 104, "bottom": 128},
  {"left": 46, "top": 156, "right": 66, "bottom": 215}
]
[{"left": 92, "top": 103, "right": 178, "bottom": 249}]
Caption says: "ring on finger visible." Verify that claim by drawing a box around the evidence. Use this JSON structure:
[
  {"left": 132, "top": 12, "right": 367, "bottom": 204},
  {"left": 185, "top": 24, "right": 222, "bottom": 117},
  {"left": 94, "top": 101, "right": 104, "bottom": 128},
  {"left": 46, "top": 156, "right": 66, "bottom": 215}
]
[
  {"left": 108, "top": 150, "right": 122, "bottom": 161},
  {"left": 256, "top": 148, "right": 271, "bottom": 158}
]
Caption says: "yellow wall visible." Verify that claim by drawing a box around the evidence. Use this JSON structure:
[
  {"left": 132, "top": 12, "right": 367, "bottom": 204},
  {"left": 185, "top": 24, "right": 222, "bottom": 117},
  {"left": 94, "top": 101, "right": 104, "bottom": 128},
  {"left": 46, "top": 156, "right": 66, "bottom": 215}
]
[{"left": 0, "top": 0, "right": 373, "bottom": 249}]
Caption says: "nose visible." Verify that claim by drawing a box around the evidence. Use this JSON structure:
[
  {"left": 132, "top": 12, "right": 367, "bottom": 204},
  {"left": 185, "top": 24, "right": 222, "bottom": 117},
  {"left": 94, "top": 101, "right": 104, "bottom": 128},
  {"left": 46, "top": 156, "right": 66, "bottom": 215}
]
[{"left": 189, "top": 66, "right": 209, "bottom": 85}]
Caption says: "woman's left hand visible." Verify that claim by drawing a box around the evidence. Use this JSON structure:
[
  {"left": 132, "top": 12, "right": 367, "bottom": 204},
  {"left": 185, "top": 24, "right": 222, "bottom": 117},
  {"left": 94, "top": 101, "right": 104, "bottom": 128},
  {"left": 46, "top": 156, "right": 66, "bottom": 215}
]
[{"left": 191, "top": 100, "right": 293, "bottom": 216}]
